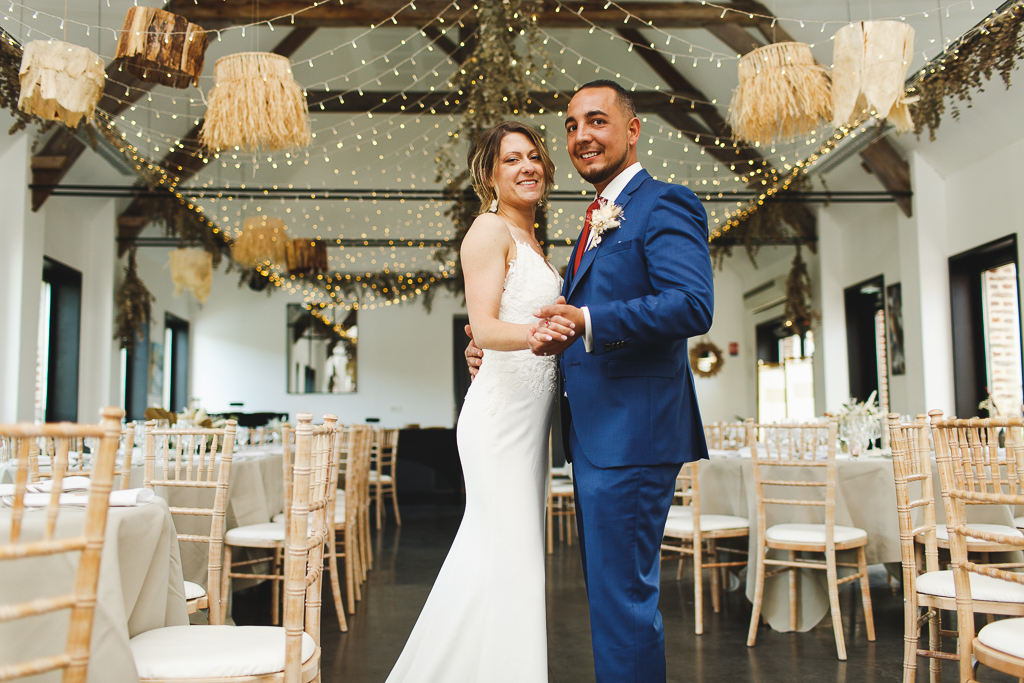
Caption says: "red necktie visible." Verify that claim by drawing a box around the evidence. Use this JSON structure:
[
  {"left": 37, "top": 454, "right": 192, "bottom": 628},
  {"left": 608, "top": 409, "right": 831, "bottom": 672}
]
[{"left": 572, "top": 198, "right": 603, "bottom": 278}]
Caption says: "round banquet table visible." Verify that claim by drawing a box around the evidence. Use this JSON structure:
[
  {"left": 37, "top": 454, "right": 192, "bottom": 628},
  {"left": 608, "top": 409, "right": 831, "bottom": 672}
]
[
  {"left": 0, "top": 497, "right": 188, "bottom": 683},
  {"left": 698, "top": 451, "right": 1020, "bottom": 633}
]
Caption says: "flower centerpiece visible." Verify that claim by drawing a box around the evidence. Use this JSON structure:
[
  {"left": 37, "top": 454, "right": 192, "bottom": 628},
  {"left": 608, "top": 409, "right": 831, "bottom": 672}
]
[{"left": 836, "top": 391, "right": 883, "bottom": 456}]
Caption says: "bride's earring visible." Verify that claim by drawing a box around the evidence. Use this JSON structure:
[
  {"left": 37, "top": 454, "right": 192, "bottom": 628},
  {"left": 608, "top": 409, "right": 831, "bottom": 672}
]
[{"left": 489, "top": 199, "right": 498, "bottom": 213}]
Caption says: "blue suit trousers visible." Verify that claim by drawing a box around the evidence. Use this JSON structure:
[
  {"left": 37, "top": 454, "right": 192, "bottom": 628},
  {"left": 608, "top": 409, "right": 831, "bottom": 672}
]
[{"left": 570, "top": 423, "right": 680, "bottom": 683}]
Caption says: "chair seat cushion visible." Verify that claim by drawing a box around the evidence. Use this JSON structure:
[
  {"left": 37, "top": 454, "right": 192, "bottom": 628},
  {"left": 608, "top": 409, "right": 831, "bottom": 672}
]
[
  {"left": 934, "top": 523, "right": 1024, "bottom": 543},
  {"left": 183, "top": 581, "right": 206, "bottom": 601},
  {"left": 226, "top": 523, "right": 285, "bottom": 543},
  {"left": 916, "top": 570, "right": 1024, "bottom": 603},
  {"left": 270, "top": 512, "right": 285, "bottom": 524},
  {"left": 550, "top": 482, "right": 574, "bottom": 495},
  {"left": 978, "top": 617, "right": 1024, "bottom": 658},
  {"left": 368, "top": 472, "right": 393, "bottom": 483},
  {"left": 1014, "top": 516, "right": 1024, "bottom": 529},
  {"left": 130, "top": 625, "right": 315, "bottom": 678},
  {"left": 765, "top": 523, "right": 867, "bottom": 545},
  {"left": 664, "top": 514, "right": 749, "bottom": 535},
  {"left": 667, "top": 505, "right": 692, "bottom": 518},
  {"left": 334, "top": 508, "right": 345, "bottom": 524}
]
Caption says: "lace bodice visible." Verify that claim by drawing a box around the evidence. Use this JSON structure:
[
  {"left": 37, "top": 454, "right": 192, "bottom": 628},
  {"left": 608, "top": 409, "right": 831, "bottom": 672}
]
[{"left": 473, "top": 240, "right": 562, "bottom": 413}]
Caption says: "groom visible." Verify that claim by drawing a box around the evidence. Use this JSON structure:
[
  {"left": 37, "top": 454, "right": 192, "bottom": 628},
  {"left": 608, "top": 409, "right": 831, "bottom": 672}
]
[{"left": 467, "top": 80, "right": 713, "bottom": 682}]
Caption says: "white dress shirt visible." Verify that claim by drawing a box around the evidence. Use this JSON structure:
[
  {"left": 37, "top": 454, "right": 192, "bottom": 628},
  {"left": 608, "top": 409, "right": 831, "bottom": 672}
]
[{"left": 580, "top": 162, "right": 644, "bottom": 353}]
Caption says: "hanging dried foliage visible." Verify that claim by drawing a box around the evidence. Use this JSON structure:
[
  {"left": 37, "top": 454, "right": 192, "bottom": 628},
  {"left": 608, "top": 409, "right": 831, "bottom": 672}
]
[
  {"left": 727, "top": 42, "right": 832, "bottom": 144},
  {"left": 132, "top": 191, "right": 224, "bottom": 266},
  {"left": 115, "top": 248, "right": 155, "bottom": 349},
  {"left": 285, "top": 237, "right": 328, "bottom": 277},
  {"left": 233, "top": 216, "right": 289, "bottom": 267},
  {"left": 910, "top": 4, "right": 1024, "bottom": 140},
  {"left": 783, "top": 245, "right": 820, "bottom": 335},
  {"left": 432, "top": 0, "right": 549, "bottom": 300}
]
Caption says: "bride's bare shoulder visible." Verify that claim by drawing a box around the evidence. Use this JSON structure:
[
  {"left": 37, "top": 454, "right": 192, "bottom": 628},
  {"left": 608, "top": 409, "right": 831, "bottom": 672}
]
[{"left": 462, "top": 213, "right": 513, "bottom": 252}]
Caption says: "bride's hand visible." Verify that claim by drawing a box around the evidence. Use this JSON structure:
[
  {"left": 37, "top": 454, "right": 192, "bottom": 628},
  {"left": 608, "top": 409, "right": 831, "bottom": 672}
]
[{"left": 464, "top": 324, "right": 483, "bottom": 379}]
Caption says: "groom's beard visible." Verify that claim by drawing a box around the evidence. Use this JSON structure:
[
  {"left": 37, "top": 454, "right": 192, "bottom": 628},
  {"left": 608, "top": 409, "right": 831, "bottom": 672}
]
[{"left": 576, "top": 145, "right": 629, "bottom": 186}]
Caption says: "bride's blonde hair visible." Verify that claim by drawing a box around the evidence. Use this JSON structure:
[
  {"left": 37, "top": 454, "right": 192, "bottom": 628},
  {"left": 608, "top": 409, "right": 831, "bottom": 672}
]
[{"left": 467, "top": 121, "right": 555, "bottom": 215}]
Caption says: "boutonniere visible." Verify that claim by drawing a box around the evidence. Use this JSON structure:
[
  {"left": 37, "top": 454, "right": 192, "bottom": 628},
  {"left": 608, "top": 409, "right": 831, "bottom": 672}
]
[{"left": 588, "top": 200, "right": 624, "bottom": 251}]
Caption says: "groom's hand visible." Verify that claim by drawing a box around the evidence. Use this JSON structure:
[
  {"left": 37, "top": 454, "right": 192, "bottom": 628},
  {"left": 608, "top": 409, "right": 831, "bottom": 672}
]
[
  {"left": 529, "top": 298, "right": 585, "bottom": 356},
  {"left": 464, "top": 324, "right": 483, "bottom": 379}
]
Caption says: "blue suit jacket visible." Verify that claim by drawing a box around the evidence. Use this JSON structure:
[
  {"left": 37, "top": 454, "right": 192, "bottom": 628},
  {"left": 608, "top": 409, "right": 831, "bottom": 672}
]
[{"left": 560, "top": 169, "right": 713, "bottom": 468}]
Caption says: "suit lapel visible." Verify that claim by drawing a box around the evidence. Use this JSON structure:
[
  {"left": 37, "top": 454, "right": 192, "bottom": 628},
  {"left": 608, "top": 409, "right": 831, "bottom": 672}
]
[{"left": 568, "top": 169, "right": 650, "bottom": 300}]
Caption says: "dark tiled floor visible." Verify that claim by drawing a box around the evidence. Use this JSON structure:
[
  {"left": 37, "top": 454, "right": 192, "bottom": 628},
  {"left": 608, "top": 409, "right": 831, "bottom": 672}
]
[{"left": 233, "top": 505, "right": 1015, "bottom": 682}]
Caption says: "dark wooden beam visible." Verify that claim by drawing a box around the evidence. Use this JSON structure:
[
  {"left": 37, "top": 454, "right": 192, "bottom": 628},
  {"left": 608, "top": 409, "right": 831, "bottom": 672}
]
[
  {"left": 859, "top": 137, "right": 912, "bottom": 217},
  {"left": 117, "top": 27, "right": 317, "bottom": 255},
  {"left": 167, "top": 0, "right": 767, "bottom": 29},
  {"left": 705, "top": 23, "right": 764, "bottom": 56},
  {"left": 617, "top": 28, "right": 760, "bottom": 165}
]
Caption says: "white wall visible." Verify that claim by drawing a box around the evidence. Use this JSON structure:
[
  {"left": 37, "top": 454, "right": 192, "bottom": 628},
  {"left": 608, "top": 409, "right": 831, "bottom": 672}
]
[
  {"left": 189, "top": 265, "right": 463, "bottom": 427},
  {"left": 691, "top": 263, "right": 751, "bottom": 422}
]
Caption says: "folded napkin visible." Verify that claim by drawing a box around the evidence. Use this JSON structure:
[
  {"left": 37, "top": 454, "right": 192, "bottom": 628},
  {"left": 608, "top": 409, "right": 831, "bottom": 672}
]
[
  {"left": 0, "top": 488, "right": 155, "bottom": 508},
  {"left": 0, "top": 476, "right": 92, "bottom": 496},
  {"left": 707, "top": 449, "right": 740, "bottom": 459}
]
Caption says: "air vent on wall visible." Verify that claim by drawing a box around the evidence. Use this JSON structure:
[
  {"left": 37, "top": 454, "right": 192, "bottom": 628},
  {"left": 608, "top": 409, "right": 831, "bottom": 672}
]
[{"left": 743, "top": 278, "right": 786, "bottom": 314}]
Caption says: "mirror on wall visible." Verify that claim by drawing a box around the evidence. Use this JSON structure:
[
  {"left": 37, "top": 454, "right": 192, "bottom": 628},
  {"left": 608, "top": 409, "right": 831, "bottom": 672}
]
[{"left": 286, "top": 304, "right": 357, "bottom": 394}]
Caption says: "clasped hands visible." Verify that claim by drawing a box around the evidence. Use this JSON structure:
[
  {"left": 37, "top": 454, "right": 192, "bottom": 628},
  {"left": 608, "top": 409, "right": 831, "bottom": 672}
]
[
  {"left": 463, "top": 297, "right": 585, "bottom": 379},
  {"left": 527, "top": 296, "right": 584, "bottom": 357}
]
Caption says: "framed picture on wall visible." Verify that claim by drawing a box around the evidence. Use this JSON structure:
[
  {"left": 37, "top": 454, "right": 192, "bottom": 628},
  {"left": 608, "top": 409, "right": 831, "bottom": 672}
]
[{"left": 886, "top": 283, "right": 906, "bottom": 376}]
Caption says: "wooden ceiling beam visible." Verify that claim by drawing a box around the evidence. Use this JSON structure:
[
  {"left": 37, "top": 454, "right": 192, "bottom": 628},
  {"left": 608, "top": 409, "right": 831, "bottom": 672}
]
[
  {"left": 859, "top": 136, "right": 912, "bottom": 217},
  {"left": 705, "top": 23, "right": 764, "bottom": 56},
  {"left": 117, "top": 26, "right": 317, "bottom": 256},
  {"left": 166, "top": 0, "right": 767, "bottom": 29}
]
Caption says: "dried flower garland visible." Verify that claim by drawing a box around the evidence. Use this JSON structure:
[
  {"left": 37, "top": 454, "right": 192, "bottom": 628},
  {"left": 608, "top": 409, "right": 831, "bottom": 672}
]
[
  {"left": 115, "top": 248, "right": 155, "bottom": 348},
  {"left": 909, "top": 3, "right": 1024, "bottom": 140},
  {"left": 783, "top": 245, "right": 820, "bottom": 336},
  {"left": 432, "top": 0, "right": 549, "bottom": 300},
  {"left": 133, "top": 191, "right": 224, "bottom": 266}
]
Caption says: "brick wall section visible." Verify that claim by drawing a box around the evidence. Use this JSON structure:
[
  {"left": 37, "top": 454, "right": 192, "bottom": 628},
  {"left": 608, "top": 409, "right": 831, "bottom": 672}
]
[{"left": 984, "top": 263, "right": 1023, "bottom": 417}]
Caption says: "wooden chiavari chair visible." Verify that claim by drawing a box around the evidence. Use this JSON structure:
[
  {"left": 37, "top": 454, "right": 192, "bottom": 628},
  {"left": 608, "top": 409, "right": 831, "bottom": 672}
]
[
  {"left": 661, "top": 461, "right": 749, "bottom": 634},
  {"left": 745, "top": 417, "right": 875, "bottom": 660},
  {"left": 546, "top": 435, "right": 575, "bottom": 554},
  {"left": 222, "top": 419, "right": 332, "bottom": 627},
  {"left": 0, "top": 407, "right": 123, "bottom": 682},
  {"left": 703, "top": 423, "right": 722, "bottom": 450},
  {"left": 143, "top": 419, "right": 237, "bottom": 621},
  {"left": 130, "top": 413, "right": 335, "bottom": 683},
  {"left": 326, "top": 425, "right": 372, "bottom": 629},
  {"left": 930, "top": 412, "right": 1024, "bottom": 683},
  {"left": 25, "top": 423, "right": 135, "bottom": 490},
  {"left": 369, "top": 428, "right": 402, "bottom": 529}
]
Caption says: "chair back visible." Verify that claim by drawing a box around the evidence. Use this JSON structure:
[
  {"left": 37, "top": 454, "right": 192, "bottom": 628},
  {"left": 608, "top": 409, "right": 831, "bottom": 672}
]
[
  {"left": 675, "top": 461, "right": 702, "bottom": 534},
  {"left": 930, "top": 412, "right": 1024, "bottom": 682},
  {"left": 344, "top": 426, "right": 372, "bottom": 527},
  {"left": 117, "top": 423, "right": 138, "bottom": 490},
  {"left": 703, "top": 423, "right": 722, "bottom": 450},
  {"left": 745, "top": 417, "right": 839, "bottom": 546},
  {"left": 283, "top": 413, "right": 340, "bottom": 682},
  {"left": 887, "top": 414, "right": 940, "bottom": 588},
  {"left": 722, "top": 421, "right": 748, "bottom": 449},
  {"left": 142, "top": 420, "right": 237, "bottom": 624},
  {"left": 0, "top": 407, "right": 123, "bottom": 683},
  {"left": 378, "top": 428, "right": 399, "bottom": 478}
]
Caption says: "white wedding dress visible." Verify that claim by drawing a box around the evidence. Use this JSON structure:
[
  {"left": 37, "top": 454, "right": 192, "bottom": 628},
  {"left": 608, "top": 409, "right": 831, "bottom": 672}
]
[{"left": 386, "top": 236, "right": 562, "bottom": 683}]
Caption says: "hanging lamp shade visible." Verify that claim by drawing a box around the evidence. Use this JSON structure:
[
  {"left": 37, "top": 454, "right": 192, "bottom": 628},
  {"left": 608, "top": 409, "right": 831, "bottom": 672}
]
[
  {"left": 114, "top": 6, "right": 208, "bottom": 89},
  {"left": 18, "top": 40, "right": 104, "bottom": 128},
  {"left": 286, "top": 238, "right": 329, "bottom": 277},
  {"left": 200, "top": 53, "right": 310, "bottom": 152},
  {"left": 832, "top": 21, "right": 916, "bottom": 132},
  {"left": 233, "top": 216, "right": 290, "bottom": 267},
  {"left": 727, "top": 42, "right": 832, "bottom": 145},
  {"left": 168, "top": 248, "right": 213, "bottom": 304}
]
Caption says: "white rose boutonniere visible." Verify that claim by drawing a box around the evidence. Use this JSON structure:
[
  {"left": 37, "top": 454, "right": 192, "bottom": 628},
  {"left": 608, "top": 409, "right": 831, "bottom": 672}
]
[{"left": 587, "top": 200, "right": 624, "bottom": 251}]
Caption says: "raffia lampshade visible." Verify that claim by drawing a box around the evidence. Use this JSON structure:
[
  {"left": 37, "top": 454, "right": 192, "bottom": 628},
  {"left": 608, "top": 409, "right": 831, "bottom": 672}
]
[
  {"left": 200, "top": 52, "right": 310, "bottom": 152},
  {"left": 115, "top": 6, "right": 208, "bottom": 89},
  {"left": 286, "top": 238, "right": 329, "bottom": 276},
  {"left": 727, "top": 42, "right": 832, "bottom": 145},
  {"left": 168, "top": 249, "right": 213, "bottom": 304},
  {"left": 18, "top": 40, "right": 104, "bottom": 128},
  {"left": 832, "top": 21, "right": 915, "bottom": 132},
  {"left": 233, "top": 216, "right": 289, "bottom": 267}
]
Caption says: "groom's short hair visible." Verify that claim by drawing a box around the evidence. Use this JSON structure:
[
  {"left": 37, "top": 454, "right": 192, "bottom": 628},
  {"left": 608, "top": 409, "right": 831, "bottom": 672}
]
[{"left": 575, "top": 80, "right": 637, "bottom": 119}]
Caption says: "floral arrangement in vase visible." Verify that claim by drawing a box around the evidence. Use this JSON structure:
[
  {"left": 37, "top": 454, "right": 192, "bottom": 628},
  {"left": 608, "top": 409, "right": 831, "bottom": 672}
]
[{"left": 836, "top": 391, "right": 883, "bottom": 456}]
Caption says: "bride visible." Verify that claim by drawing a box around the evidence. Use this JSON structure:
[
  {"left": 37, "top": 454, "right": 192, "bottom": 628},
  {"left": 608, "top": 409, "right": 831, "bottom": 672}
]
[{"left": 385, "top": 121, "right": 574, "bottom": 683}]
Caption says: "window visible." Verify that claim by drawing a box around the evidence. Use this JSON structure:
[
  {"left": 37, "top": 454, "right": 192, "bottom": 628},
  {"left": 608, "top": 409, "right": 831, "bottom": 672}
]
[
  {"left": 163, "top": 314, "right": 190, "bottom": 412},
  {"left": 756, "top": 318, "right": 815, "bottom": 422},
  {"left": 950, "top": 236, "right": 1022, "bottom": 417},
  {"left": 35, "top": 258, "right": 82, "bottom": 422},
  {"left": 286, "top": 304, "right": 357, "bottom": 394},
  {"left": 844, "top": 275, "right": 889, "bottom": 413}
]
